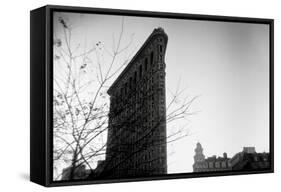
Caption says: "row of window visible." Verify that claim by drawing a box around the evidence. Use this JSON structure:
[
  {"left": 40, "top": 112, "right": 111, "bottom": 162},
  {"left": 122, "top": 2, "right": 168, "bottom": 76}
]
[
  {"left": 116, "top": 44, "right": 164, "bottom": 99},
  {"left": 118, "top": 52, "right": 154, "bottom": 99},
  {"left": 196, "top": 161, "right": 230, "bottom": 169},
  {"left": 111, "top": 74, "right": 165, "bottom": 111},
  {"left": 111, "top": 98, "right": 157, "bottom": 120}
]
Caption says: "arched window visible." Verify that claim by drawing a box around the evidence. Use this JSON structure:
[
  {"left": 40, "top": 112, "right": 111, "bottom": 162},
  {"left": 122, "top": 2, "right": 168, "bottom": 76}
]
[
  {"left": 150, "top": 52, "right": 154, "bottom": 65},
  {"left": 134, "top": 71, "right": 137, "bottom": 84},
  {"left": 121, "top": 87, "right": 124, "bottom": 98},
  {"left": 145, "top": 58, "right": 148, "bottom": 71},
  {"left": 125, "top": 83, "right": 128, "bottom": 94},
  {"left": 116, "top": 90, "right": 119, "bottom": 103},
  {"left": 139, "top": 64, "right": 143, "bottom": 79},
  {"left": 129, "top": 77, "right": 133, "bottom": 89},
  {"left": 159, "top": 45, "right": 163, "bottom": 53}
]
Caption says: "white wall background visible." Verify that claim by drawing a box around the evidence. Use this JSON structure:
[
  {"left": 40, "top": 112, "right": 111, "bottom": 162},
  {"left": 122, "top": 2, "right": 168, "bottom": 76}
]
[{"left": 0, "top": 0, "right": 280, "bottom": 191}]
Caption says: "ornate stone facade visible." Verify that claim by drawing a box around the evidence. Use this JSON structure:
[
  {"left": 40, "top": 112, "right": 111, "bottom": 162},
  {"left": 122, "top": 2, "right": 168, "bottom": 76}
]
[
  {"left": 193, "top": 142, "right": 231, "bottom": 172},
  {"left": 93, "top": 28, "right": 168, "bottom": 178},
  {"left": 193, "top": 143, "right": 270, "bottom": 172}
]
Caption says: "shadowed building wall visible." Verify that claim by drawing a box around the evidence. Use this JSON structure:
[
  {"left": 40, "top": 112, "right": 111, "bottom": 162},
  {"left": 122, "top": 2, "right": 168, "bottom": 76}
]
[{"left": 95, "top": 28, "right": 168, "bottom": 178}]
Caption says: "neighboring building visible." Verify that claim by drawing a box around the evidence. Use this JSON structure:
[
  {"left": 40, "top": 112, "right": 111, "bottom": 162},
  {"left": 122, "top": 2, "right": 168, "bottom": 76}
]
[
  {"left": 88, "top": 27, "right": 168, "bottom": 179},
  {"left": 193, "top": 143, "right": 270, "bottom": 172},
  {"left": 193, "top": 142, "right": 231, "bottom": 172},
  {"left": 230, "top": 147, "right": 270, "bottom": 171}
]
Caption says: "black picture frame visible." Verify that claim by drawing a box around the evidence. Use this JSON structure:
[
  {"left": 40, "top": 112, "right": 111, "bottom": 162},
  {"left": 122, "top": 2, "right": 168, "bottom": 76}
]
[{"left": 30, "top": 5, "right": 274, "bottom": 187}]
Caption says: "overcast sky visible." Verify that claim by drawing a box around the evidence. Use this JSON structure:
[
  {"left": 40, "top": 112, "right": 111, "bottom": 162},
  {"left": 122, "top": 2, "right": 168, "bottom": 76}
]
[{"left": 54, "top": 12, "right": 270, "bottom": 174}]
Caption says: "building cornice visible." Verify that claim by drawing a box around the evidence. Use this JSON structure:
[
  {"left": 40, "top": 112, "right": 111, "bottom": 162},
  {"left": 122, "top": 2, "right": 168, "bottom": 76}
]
[{"left": 107, "top": 27, "right": 168, "bottom": 95}]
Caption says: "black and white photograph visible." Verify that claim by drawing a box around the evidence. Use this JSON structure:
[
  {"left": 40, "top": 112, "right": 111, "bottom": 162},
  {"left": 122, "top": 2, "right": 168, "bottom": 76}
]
[{"left": 52, "top": 10, "right": 272, "bottom": 182}]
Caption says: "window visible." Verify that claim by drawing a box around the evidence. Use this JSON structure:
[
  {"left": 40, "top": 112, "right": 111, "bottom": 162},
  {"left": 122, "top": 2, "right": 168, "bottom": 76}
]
[
  {"left": 139, "top": 65, "right": 143, "bottom": 79},
  {"left": 121, "top": 87, "right": 124, "bottom": 98},
  {"left": 134, "top": 71, "right": 137, "bottom": 84},
  {"left": 159, "top": 45, "right": 163, "bottom": 53},
  {"left": 145, "top": 58, "right": 148, "bottom": 71},
  {"left": 129, "top": 77, "right": 132, "bottom": 89},
  {"left": 125, "top": 83, "right": 128, "bottom": 94},
  {"left": 150, "top": 52, "right": 154, "bottom": 65},
  {"left": 215, "top": 162, "right": 220, "bottom": 168}
]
